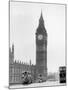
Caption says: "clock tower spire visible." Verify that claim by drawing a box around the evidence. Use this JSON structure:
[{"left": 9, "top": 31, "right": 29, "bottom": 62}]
[
  {"left": 35, "top": 11, "right": 47, "bottom": 81},
  {"left": 39, "top": 10, "right": 44, "bottom": 27}
]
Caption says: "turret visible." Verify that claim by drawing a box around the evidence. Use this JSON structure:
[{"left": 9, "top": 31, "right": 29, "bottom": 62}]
[
  {"left": 12, "top": 44, "right": 14, "bottom": 55},
  {"left": 12, "top": 44, "right": 14, "bottom": 63}
]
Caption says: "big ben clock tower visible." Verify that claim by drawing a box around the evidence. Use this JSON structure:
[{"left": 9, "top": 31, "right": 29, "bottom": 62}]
[{"left": 36, "top": 11, "right": 47, "bottom": 81}]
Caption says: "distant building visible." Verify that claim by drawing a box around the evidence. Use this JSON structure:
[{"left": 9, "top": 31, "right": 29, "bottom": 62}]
[{"left": 47, "top": 73, "right": 59, "bottom": 81}]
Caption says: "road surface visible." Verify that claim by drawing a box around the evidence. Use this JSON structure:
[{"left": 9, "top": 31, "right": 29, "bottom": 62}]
[{"left": 9, "top": 81, "right": 66, "bottom": 89}]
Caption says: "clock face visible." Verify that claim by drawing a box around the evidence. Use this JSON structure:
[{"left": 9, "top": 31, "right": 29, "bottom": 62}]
[{"left": 38, "top": 34, "right": 43, "bottom": 40}]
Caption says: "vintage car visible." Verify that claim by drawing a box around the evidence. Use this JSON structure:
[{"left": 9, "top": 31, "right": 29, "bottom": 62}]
[{"left": 21, "top": 71, "right": 33, "bottom": 84}]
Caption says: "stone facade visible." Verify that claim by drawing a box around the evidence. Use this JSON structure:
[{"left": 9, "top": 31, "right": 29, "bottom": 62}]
[
  {"left": 36, "top": 11, "right": 47, "bottom": 80},
  {"left": 9, "top": 45, "right": 35, "bottom": 85}
]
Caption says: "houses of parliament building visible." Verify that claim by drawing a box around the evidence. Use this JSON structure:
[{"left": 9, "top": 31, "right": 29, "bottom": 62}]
[
  {"left": 9, "top": 11, "right": 48, "bottom": 85},
  {"left": 9, "top": 44, "right": 35, "bottom": 84}
]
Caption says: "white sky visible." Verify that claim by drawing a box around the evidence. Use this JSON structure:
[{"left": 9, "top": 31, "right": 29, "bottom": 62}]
[{"left": 10, "top": 2, "right": 66, "bottom": 72}]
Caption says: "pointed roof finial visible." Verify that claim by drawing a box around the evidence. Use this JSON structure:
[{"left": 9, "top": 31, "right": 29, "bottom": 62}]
[
  {"left": 39, "top": 9, "right": 44, "bottom": 24},
  {"left": 40, "top": 9, "right": 43, "bottom": 19},
  {"left": 41, "top": 9, "right": 42, "bottom": 17}
]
